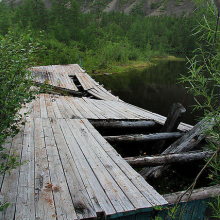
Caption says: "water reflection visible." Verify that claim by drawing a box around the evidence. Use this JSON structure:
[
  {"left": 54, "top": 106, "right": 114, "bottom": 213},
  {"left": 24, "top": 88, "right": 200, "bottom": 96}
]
[{"left": 93, "top": 61, "right": 203, "bottom": 125}]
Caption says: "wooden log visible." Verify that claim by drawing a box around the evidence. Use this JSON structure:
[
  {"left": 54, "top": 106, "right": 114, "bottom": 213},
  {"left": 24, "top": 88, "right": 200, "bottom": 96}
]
[
  {"left": 163, "top": 184, "right": 220, "bottom": 204},
  {"left": 153, "top": 103, "right": 186, "bottom": 154},
  {"left": 125, "top": 150, "right": 214, "bottom": 168},
  {"left": 104, "top": 132, "right": 183, "bottom": 143},
  {"left": 89, "top": 120, "right": 158, "bottom": 129},
  {"left": 140, "top": 118, "right": 214, "bottom": 179}
]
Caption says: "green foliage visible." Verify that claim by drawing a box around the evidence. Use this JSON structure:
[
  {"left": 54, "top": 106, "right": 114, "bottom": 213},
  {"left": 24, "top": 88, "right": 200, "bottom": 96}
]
[
  {"left": 0, "top": 30, "right": 41, "bottom": 175},
  {"left": 180, "top": 0, "right": 220, "bottom": 217},
  {"left": 0, "top": 0, "right": 199, "bottom": 71}
]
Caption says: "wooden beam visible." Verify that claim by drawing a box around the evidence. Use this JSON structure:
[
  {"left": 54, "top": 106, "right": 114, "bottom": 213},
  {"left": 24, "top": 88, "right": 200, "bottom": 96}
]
[
  {"left": 104, "top": 132, "right": 183, "bottom": 143},
  {"left": 125, "top": 150, "right": 214, "bottom": 168},
  {"left": 89, "top": 120, "right": 158, "bottom": 129},
  {"left": 139, "top": 118, "right": 214, "bottom": 179},
  {"left": 153, "top": 103, "right": 186, "bottom": 154},
  {"left": 163, "top": 184, "right": 220, "bottom": 204}
]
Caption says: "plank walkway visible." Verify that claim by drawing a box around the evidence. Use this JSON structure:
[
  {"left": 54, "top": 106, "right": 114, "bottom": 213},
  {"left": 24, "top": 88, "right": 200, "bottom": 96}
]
[
  {"left": 0, "top": 115, "right": 167, "bottom": 219},
  {"left": 0, "top": 64, "right": 194, "bottom": 219}
]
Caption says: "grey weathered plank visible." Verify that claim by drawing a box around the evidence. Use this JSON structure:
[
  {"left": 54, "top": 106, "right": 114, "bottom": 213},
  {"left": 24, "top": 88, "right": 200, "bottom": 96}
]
[
  {"left": 55, "top": 96, "right": 72, "bottom": 119},
  {"left": 15, "top": 117, "right": 35, "bottom": 219},
  {"left": 73, "top": 98, "right": 99, "bottom": 119},
  {"left": 70, "top": 119, "right": 153, "bottom": 210},
  {"left": 65, "top": 119, "right": 135, "bottom": 214},
  {"left": 50, "top": 96, "right": 63, "bottom": 119},
  {"left": 40, "top": 94, "right": 48, "bottom": 118},
  {"left": 34, "top": 118, "right": 56, "bottom": 219},
  {"left": 0, "top": 137, "right": 12, "bottom": 189},
  {"left": 0, "top": 132, "right": 24, "bottom": 220},
  {"left": 33, "top": 95, "right": 41, "bottom": 118},
  {"left": 44, "top": 94, "right": 56, "bottom": 119},
  {"left": 70, "top": 98, "right": 92, "bottom": 118},
  {"left": 58, "top": 119, "right": 116, "bottom": 216},
  {"left": 50, "top": 118, "right": 97, "bottom": 219},
  {"left": 82, "top": 119, "right": 168, "bottom": 207},
  {"left": 64, "top": 96, "right": 84, "bottom": 119},
  {"left": 82, "top": 97, "right": 106, "bottom": 119},
  {"left": 42, "top": 118, "right": 78, "bottom": 220}
]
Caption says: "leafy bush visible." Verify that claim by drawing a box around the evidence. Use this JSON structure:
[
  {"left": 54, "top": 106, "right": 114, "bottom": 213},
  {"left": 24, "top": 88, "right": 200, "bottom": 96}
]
[{"left": 0, "top": 30, "right": 41, "bottom": 173}]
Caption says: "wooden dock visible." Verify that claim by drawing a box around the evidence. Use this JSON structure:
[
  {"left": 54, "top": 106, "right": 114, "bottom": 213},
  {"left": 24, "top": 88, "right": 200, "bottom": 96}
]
[{"left": 0, "top": 64, "right": 195, "bottom": 219}]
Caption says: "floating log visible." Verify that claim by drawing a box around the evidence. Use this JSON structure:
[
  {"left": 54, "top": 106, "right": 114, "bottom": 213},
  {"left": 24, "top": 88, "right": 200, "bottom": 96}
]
[
  {"left": 153, "top": 103, "right": 186, "bottom": 154},
  {"left": 163, "top": 184, "right": 220, "bottom": 204},
  {"left": 104, "top": 132, "right": 183, "bottom": 143},
  {"left": 140, "top": 118, "right": 214, "bottom": 179},
  {"left": 125, "top": 150, "right": 214, "bottom": 168},
  {"left": 90, "top": 120, "right": 158, "bottom": 129}
]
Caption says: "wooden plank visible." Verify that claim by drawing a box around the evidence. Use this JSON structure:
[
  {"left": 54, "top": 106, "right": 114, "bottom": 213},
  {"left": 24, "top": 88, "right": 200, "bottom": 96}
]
[
  {"left": 55, "top": 96, "right": 72, "bottom": 119},
  {"left": 82, "top": 97, "right": 106, "bottom": 119},
  {"left": 61, "top": 66, "right": 78, "bottom": 91},
  {"left": 44, "top": 94, "right": 56, "bottom": 119},
  {"left": 82, "top": 119, "right": 168, "bottom": 207},
  {"left": 50, "top": 95, "right": 64, "bottom": 119},
  {"left": 69, "top": 98, "right": 92, "bottom": 118},
  {"left": 0, "top": 131, "right": 24, "bottom": 220},
  {"left": 88, "top": 100, "right": 122, "bottom": 119},
  {"left": 15, "top": 117, "right": 35, "bottom": 219},
  {"left": 0, "top": 137, "right": 12, "bottom": 189},
  {"left": 58, "top": 119, "right": 116, "bottom": 216},
  {"left": 73, "top": 98, "right": 99, "bottom": 119},
  {"left": 102, "top": 101, "right": 138, "bottom": 119},
  {"left": 50, "top": 119, "right": 98, "bottom": 218},
  {"left": 33, "top": 95, "right": 41, "bottom": 118},
  {"left": 70, "top": 119, "right": 153, "bottom": 210},
  {"left": 65, "top": 119, "right": 135, "bottom": 214},
  {"left": 64, "top": 96, "right": 84, "bottom": 119},
  {"left": 42, "top": 118, "right": 78, "bottom": 220},
  {"left": 40, "top": 94, "right": 48, "bottom": 118},
  {"left": 34, "top": 118, "right": 56, "bottom": 219},
  {"left": 75, "top": 72, "right": 91, "bottom": 90}
]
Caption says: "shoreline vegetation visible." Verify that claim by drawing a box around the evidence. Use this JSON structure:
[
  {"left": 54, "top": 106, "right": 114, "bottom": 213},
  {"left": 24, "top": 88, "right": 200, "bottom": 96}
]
[
  {"left": 0, "top": 0, "right": 199, "bottom": 78},
  {"left": 89, "top": 55, "right": 187, "bottom": 75}
]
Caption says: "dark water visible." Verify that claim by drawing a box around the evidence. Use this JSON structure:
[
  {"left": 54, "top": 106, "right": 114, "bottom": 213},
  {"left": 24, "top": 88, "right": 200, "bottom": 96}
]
[{"left": 93, "top": 60, "right": 204, "bottom": 125}]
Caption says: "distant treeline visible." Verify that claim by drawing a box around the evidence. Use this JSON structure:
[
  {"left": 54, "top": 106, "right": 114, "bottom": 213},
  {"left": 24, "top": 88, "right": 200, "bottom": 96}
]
[{"left": 0, "top": 0, "right": 200, "bottom": 70}]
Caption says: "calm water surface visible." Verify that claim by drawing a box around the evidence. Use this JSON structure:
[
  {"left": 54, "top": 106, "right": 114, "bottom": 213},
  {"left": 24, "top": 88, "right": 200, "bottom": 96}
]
[{"left": 93, "top": 60, "right": 203, "bottom": 125}]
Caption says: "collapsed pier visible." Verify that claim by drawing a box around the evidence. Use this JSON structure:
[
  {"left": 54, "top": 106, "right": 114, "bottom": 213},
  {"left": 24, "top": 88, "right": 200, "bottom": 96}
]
[{"left": 0, "top": 64, "right": 218, "bottom": 220}]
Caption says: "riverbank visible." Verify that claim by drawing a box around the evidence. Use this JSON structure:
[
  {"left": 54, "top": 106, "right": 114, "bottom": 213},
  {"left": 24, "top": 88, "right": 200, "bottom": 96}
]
[{"left": 89, "top": 55, "right": 186, "bottom": 76}]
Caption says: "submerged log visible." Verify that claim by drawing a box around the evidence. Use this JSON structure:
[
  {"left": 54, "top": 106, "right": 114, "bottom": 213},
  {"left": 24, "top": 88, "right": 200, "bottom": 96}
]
[
  {"left": 125, "top": 150, "right": 214, "bottom": 168},
  {"left": 104, "top": 132, "right": 183, "bottom": 143},
  {"left": 90, "top": 120, "right": 158, "bottom": 129},
  {"left": 140, "top": 118, "right": 214, "bottom": 179},
  {"left": 153, "top": 103, "right": 186, "bottom": 154},
  {"left": 163, "top": 184, "right": 220, "bottom": 204}
]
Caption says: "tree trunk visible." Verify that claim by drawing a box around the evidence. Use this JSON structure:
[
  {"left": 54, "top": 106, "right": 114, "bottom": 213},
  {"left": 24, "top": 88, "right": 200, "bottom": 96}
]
[
  {"left": 89, "top": 120, "right": 158, "bottom": 129},
  {"left": 104, "top": 132, "right": 183, "bottom": 143},
  {"left": 125, "top": 150, "right": 213, "bottom": 168},
  {"left": 153, "top": 103, "right": 186, "bottom": 154},
  {"left": 163, "top": 184, "right": 220, "bottom": 204}
]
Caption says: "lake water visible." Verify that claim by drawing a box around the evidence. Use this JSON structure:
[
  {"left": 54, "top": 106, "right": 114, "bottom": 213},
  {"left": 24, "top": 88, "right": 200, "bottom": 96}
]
[{"left": 93, "top": 60, "right": 203, "bottom": 125}]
